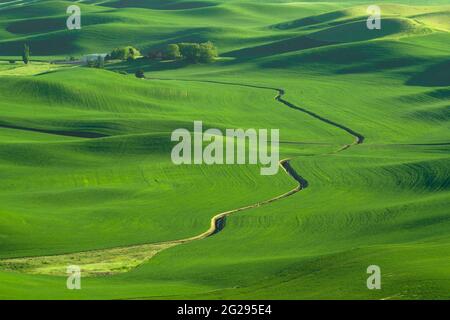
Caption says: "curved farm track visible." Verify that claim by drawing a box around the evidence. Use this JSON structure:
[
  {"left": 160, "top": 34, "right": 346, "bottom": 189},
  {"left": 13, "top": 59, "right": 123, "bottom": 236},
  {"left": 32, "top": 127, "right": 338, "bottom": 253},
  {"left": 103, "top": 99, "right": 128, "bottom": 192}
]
[
  {"left": 150, "top": 78, "right": 364, "bottom": 239},
  {"left": 0, "top": 78, "right": 364, "bottom": 276}
]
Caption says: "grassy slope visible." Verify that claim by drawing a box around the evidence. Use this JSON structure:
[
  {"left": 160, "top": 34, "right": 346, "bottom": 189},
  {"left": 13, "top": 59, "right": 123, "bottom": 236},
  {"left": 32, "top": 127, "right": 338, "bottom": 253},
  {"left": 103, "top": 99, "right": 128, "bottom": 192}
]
[
  {"left": 0, "top": 0, "right": 449, "bottom": 299},
  {"left": 2, "top": 67, "right": 340, "bottom": 257}
]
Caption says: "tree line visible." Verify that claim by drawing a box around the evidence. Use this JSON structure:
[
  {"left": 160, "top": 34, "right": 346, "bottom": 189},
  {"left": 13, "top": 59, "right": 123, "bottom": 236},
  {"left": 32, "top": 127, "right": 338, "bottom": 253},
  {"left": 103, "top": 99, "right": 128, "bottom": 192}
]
[
  {"left": 148, "top": 42, "right": 218, "bottom": 63},
  {"left": 109, "top": 41, "right": 218, "bottom": 64},
  {"left": 14, "top": 41, "right": 218, "bottom": 65},
  {"left": 12, "top": 41, "right": 218, "bottom": 79}
]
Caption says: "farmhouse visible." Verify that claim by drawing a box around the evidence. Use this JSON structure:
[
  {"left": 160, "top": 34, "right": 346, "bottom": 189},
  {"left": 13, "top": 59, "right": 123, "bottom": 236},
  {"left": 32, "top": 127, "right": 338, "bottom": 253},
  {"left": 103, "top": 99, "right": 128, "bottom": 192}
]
[{"left": 81, "top": 53, "right": 107, "bottom": 65}]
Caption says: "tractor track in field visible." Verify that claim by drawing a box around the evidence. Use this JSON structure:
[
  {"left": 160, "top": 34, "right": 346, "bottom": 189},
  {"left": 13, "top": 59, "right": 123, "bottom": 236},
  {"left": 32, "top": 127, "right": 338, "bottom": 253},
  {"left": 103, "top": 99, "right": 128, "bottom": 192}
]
[{"left": 0, "top": 77, "right": 363, "bottom": 276}]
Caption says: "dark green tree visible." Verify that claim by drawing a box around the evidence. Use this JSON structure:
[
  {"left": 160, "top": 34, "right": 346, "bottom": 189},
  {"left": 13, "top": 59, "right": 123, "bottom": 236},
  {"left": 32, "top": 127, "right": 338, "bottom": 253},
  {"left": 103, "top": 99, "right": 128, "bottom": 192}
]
[
  {"left": 110, "top": 46, "right": 141, "bottom": 60},
  {"left": 177, "top": 42, "right": 218, "bottom": 63},
  {"left": 165, "top": 44, "right": 181, "bottom": 60},
  {"left": 96, "top": 56, "right": 104, "bottom": 68},
  {"left": 135, "top": 69, "right": 145, "bottom": 78},
  {"left": 22, "top": 44, "right": 30, "bottom": 64},
  {"left": 198, "top": 41, "right": 218, "bottom": 63},
  {"left": 178, "top": 43, "right": 201, "bottom": 63}
]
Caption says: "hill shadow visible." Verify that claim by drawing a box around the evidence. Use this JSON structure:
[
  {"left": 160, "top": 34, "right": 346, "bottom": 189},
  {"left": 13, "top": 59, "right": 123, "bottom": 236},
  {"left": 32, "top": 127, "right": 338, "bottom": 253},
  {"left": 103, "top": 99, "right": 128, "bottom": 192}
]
[
  {"left": 6, "top": 15, "right": 120, "bottom": 35},
  {"left": 406, "top": 60, "right": 450, "bottom": 87},
  {"left": 0, "top": 31, "right": 82, "bottom": 55},
  {"left": 226, "top": 35, "right": 332, "bottom": 60},
  {"left": 106, "top": 58, "right": 191, "bottom": 74},
  {"left": 272, "top": 10, "right": 348, "bottom": 30},
  {"left": 259, "top": 40, "right": 433, "bottom": 77},
  {"left": 227, "top": 18, "right": 416, "bottom": 61}
]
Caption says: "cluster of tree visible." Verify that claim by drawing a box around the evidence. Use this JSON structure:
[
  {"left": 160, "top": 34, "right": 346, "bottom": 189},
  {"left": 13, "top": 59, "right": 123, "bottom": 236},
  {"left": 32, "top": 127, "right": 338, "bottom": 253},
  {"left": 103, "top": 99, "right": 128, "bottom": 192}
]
[
  {"left": 107, "top": 46, "right": 141, "bottom": 61},
  {"left": 179, "top": 42, "right": 218, "bottom": 63},
  {"left": 148, "top": 41, "right": 218, "bottom": 63}
]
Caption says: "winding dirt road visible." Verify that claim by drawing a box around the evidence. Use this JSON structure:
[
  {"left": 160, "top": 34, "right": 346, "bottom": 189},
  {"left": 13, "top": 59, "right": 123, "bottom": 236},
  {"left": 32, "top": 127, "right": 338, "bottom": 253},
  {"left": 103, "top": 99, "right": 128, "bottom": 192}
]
[
  {"left": 147, "top": 78, "right": 364, "bottom": 242},
  {"left": 0, "top": 78, "right": 364, "bottom": 276}
]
